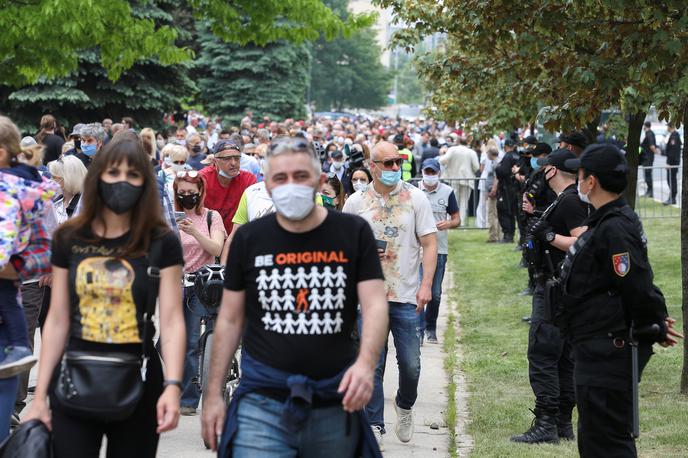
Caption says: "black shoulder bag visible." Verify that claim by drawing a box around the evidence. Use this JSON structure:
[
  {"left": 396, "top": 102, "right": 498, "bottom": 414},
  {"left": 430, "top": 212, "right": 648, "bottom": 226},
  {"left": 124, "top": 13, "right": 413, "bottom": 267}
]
[{"left": 52, "top": 236, "right": 163, "bottom": 422}]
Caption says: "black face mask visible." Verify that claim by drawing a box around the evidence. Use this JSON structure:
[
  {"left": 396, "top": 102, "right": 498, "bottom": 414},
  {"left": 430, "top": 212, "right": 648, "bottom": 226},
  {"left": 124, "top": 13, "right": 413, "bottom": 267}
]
[
  {"left": 192, "top": 145, "right": 202, "bottom": 154},
  {"left": 99, "top": 180, "right": 144, "bottom": 214},
  {"left": 177, "top": 193, "right": 199, "bottom": 210},
  {"left": 544, "top": 167, "right": 557, "bottom": 183}
]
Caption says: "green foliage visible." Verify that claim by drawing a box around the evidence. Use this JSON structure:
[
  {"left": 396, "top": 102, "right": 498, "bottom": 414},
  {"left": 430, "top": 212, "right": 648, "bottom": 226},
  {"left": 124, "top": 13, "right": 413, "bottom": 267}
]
[
  {"left": 0, "top": 0, "right": 372, "bottom": 87},
  {"left": 196, "top": 27, "right": 310, "bottom": 123},
  {"left": 310, "top": 28, "right": 391, "bottom": 111},
  {"left": 0, "top": 2, "right": 198, "bottom": 132},
  {"left": 395, "top": 51, "right": 426, "bottom": 106}
]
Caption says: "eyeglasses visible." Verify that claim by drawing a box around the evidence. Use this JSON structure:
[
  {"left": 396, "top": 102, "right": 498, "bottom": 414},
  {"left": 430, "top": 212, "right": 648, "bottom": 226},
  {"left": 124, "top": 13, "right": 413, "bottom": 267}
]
[
  {"left": 176, "top": 170, "right": 199, "bottom": 179},
  {"left": 373, "top": 158, "right": 403, "bottom": 168},
  {"left": 172, "top": 160, "right": 186, "bottom": 165},
  {"left": 215, "top": 155, "right": 241, "bottom": 162}
]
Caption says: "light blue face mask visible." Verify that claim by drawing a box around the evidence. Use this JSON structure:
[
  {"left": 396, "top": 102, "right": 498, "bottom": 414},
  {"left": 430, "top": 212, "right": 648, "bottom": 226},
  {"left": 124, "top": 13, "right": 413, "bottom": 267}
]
[
  {"left": 82, "top": 144, "right": 97, "bottom": 157},
  {"left": 530, "top": 157, "right": 541, "bottom": 171},
  {"left": 219, "top": 169, "right": 235, "bottom": 180},
  {"left": 379, "top": 169, "right": 402, "bottom": 186}
]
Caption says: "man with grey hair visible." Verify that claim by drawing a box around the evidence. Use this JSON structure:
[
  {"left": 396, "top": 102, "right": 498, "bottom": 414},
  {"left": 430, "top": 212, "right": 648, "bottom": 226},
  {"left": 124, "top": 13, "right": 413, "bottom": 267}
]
[
  {"left": 70, "top": 123, "right": 105, "bottom": 168},
  {"left": 202, "top": 137, "right": 389, "bottom": 456},
  {"left": 255, "top": 128, "right": 271, "bottom": 145},
  {"left": 343, "top": 141, "right": 438, "bottom": 450}
]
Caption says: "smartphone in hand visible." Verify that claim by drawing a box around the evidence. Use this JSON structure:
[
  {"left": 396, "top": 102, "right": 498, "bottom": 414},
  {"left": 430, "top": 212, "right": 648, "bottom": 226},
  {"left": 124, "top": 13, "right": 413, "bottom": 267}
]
[
  {"left": 376, "top": 239, "right": 387, "bottom": 253},
  {"left": 174, "top": 211, "right": 187, "bottom": 221}
]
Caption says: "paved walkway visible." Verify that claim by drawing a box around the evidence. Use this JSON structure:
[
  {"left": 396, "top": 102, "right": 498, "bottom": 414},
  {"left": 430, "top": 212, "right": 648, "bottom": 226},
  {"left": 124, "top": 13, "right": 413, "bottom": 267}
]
[{"left": 23, "top": 277, "right": 461, "bottom": 457}]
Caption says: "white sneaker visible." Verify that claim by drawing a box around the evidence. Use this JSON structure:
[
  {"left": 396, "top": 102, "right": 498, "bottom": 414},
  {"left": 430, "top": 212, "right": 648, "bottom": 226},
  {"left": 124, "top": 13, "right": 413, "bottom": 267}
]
[
  {"left": 371, "top": 425, "right": 384, "bottom": 451},
  {"left": 394, "top": 403, "right": 414, "bottom": 443}
]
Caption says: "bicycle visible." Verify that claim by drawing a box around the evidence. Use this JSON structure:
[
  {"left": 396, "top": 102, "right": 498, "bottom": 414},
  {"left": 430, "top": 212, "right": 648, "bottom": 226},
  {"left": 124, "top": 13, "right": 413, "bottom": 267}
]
[{"left": 187, "top": 264, "right": 241, "bottom": 448}]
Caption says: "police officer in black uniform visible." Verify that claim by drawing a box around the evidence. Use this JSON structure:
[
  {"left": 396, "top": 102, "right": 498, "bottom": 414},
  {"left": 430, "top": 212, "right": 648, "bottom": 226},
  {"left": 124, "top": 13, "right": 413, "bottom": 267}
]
[
  {"left": 495, "top": 139, "right": 520, "bottom": 243},
  {"left": 511, "top": 149, "right": 588, "bottom": 444},
  {"left": 557, "top": 144, "right": 683, "bottom": 457}
]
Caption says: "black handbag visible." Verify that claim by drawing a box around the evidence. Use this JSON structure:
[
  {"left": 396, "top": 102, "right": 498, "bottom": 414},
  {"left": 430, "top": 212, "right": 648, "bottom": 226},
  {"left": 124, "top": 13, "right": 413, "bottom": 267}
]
[
  {"left": 0, "top": 419, "right": 52, "bottom": 458},
  {"left": 52, "top": 237, "right": 163, "bottom": 422}
]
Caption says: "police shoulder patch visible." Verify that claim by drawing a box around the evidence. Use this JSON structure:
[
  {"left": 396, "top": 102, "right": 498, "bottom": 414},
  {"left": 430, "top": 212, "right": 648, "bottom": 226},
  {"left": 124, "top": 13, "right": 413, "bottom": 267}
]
[{"left": 612, "top": 252, "right": 630, "bottom": 277}]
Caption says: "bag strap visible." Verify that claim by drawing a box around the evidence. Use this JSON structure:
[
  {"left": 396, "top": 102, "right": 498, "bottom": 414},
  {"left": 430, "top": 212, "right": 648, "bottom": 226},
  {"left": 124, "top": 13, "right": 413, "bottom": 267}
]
[
  {"left": 140, "top": 234, "right": 164, "bottom": 378},
  {"left": 66, "top": 193, "right": 81, "bottom": 217}
]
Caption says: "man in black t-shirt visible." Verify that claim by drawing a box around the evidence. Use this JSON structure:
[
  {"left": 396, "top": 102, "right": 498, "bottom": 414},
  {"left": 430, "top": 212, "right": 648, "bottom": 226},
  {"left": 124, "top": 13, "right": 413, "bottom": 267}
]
[
  {"left": 202, "top": 137, "right": 389, "bottom": 456},
  {"left": 511, "top": 149, "right": 588, "bottom": 445}
]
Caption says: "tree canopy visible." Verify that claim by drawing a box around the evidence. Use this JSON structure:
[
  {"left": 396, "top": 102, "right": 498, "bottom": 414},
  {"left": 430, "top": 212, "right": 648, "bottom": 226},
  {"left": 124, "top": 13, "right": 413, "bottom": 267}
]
[{"left": 0, "top": 0, "right": 373, "bottom": 87}]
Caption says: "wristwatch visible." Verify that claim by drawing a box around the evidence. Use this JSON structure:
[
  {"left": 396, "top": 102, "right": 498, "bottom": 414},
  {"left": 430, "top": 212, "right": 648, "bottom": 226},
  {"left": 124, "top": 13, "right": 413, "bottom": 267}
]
[{"left": 545, "top": 231, "right": 556, "bottom": 243}]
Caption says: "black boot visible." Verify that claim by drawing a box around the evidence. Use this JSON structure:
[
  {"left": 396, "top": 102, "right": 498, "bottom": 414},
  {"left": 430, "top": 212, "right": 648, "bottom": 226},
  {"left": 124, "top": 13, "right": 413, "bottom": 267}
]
[
  {"left": 557, "top": 412, "right": 575, "bottom": 441},
  {"left": 510, "top": 410, "right": 559, "bottom": 444}
]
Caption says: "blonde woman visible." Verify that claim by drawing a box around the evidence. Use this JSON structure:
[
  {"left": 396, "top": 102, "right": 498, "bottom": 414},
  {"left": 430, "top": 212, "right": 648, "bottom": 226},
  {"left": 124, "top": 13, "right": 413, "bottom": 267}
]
[
  {"left": 158, "top": 144, "right": 190, "bottom": 202},
  {"left": 140, "top": 128, "right": 158, "bottom": 166},
  {"left": 48, "top": 156, "right": 88, "bottom": 225}
]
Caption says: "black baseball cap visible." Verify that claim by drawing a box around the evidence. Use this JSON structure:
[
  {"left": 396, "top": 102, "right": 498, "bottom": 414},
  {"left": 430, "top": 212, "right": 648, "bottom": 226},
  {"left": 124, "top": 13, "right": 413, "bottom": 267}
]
[
  {"left": 564, "top": 143, "right": 628, "bottom": 174},
  {"left": 559, "top": 131, "right": 588, "bottom": 149},
  {"left": 330, "top": 149, "right": 344, "bottom": 159},
  {"left": 523, "top": 135, "right": 538, "bottom": 146},
  {"left": 504, "top": 138, "right": 517, "bottom": 147},
  {"left": 393, "top": 133, "right": 405, "bottom": 145},
  {"left": 531, "top": 142, "right": 552, "bottom": 157},
  {"left": 537, "top": 148, "right": 578, "bottom": 173}
]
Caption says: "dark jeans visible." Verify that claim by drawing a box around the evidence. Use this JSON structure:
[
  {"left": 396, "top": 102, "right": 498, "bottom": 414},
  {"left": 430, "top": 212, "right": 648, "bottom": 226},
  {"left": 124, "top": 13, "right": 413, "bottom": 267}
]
[
  {"left": 667, "top": 166, "right": 678, "bottom": 201},
  {"left": 181, "top": 286, "right": 213, "bottom": 409},
  {"left": 642, "top": 153, "right": 654, "bottom": 193},
  {"left": 232, "top": 393, "right": 360, "bottom": 457},
  {"left": 527, "top": 283, "right": 575, "bottom": 417},
  {"left": 366, "top": 302, "right": 421, "bottom": 433},
  {"left": 418, "top": 254, "right": 448, "bottom": 334},
  {"left": 0, "top": 280, "right": 30, "bottom": 348},
  {"left": 497, "top": 189, "right": 517, "bottom": 240},
  {"left": 51, "top": 347, "right": 164, "bottom": 458},
  {"left": 15, "top": 281, "right": 44, "bottom": 412},
  {"left": 577, "top": 385, "right": 636, "bottom": 457}
]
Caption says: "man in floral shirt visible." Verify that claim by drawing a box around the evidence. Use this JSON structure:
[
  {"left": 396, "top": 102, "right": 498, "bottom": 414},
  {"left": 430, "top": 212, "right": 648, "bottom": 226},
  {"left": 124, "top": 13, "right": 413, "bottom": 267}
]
[{"left": 343, "top": 141, "right": 437, "bottom": 450}]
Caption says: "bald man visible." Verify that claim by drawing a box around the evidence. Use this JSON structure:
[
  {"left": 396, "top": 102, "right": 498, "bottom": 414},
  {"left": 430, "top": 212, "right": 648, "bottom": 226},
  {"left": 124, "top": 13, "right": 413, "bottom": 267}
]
[{"left": 343, "top": 141, "right": 438, "bottom": 450}]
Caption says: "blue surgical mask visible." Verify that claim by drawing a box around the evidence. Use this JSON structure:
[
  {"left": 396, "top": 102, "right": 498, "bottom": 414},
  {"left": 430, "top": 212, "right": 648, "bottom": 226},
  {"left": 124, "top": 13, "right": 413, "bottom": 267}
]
[
  {"left": 219, "top": 169, "right": 235, "bottom": 180},
  {"left": 82, "top": 144, "right": 97, "bottom": 157},
  {"left": 530, "top": 157, "right": 540, "bottom": 171},
  {"left": 379, "top": 169, "right": 402, "bottom": 186}
]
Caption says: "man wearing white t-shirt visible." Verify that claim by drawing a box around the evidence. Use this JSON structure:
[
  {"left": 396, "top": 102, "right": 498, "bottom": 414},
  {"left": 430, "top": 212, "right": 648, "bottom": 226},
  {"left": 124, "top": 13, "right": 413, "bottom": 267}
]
[{"left": 343, "top": 141, "right": 437, "bottom": 450}]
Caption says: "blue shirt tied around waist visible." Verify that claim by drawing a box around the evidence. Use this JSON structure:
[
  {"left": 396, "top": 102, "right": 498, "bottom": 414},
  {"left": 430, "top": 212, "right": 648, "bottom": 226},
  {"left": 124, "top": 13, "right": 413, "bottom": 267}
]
[{"left": 218, "top": 352, "right": 382, "bottom": 458}]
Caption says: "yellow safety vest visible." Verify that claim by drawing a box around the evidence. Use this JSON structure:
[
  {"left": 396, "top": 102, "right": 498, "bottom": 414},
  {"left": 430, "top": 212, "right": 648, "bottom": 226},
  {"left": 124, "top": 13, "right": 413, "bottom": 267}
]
[{"left": 399, "top": 148, "right": 414, "bottom": 181}]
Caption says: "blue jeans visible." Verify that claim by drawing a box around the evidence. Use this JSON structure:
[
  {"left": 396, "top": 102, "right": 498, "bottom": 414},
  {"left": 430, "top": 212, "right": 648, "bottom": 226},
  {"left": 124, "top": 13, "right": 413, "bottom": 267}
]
[
  {"left": 365, "top": 302, "right": 421, "bottom": 433},
  {"left": 181, "top": 287, "right": 212, "bottom": 409},
  {"left": 0, "top": 280, "right": 30, "bottom": 348},
  {"left": 418, "top": 254, "right": 448, "bottom": 335},
  {"left": 232, "top": 392, "right": 360, "bottom": 457}
]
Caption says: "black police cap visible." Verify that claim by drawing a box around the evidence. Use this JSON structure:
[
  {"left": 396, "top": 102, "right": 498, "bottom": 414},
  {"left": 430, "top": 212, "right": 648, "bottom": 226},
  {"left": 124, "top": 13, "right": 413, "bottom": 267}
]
[
  {"left": 523, "top": 135, "right": 538, "bottom": 146},
  {"left": 531, "top": 142, "right": 552, "bottom": 157},
  {"left": 564, "top": 143, "right": 628, "bottom": 174},
  {"left": 536, "top": 148, "right": 577, "bottom": 173},
  {"left": 558, "top": 131, "right": 588, "bottom": 149},
  {"left": 504, "top": 138, "right": 517, "bottom": 147}
]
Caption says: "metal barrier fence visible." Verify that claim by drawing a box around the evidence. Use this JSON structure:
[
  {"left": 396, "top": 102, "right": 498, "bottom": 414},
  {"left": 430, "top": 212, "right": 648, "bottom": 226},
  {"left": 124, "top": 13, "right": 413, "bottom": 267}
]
[
  {"left": 635, "top": 165, "right": 681, "bottom": 219},
  {"left": 408, "top": 164, "right": 682, "bottom": 228},
  {"left": 409, "top": 177, "right": 489, "bottom": 229}
]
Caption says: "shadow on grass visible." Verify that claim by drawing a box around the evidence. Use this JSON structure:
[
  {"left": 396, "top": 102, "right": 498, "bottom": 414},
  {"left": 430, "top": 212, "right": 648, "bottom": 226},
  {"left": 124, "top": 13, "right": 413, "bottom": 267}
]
[{"left": 447, "top": 217, "right": 686, "bottom": 457}]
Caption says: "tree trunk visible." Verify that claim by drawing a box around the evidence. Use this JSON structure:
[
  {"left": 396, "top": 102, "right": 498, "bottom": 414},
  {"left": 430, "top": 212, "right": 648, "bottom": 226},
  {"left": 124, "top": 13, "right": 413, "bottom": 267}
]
[
  {"left": 624, "top": 112, "right": 646, "bottom": 210},
  {"left": 581, "top": 113, "right": 601, "bottom": 145},
  {"left": 680, "top": 103, "right": 688, "bottom": 394}
]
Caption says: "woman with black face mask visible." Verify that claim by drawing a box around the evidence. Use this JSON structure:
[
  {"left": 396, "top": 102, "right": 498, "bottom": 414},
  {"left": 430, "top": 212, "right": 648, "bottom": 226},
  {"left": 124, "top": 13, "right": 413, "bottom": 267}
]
[
  {"left": 24, "top": 131, "right": 187, "bottom": 458},
  {"left": 172, "top": 171, "right": 226, "bottom": 416}
]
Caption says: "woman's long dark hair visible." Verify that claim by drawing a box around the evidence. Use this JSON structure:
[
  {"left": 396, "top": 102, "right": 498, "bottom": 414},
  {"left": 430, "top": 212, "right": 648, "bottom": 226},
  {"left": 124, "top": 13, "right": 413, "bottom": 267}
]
[{"left": 56, "top": 131, "right": 169, "bottom": 257}]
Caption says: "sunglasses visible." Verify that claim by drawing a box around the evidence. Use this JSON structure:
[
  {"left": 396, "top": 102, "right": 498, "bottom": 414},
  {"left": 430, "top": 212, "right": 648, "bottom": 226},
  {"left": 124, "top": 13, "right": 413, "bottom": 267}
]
[
  {"left": 172, "top": 160, "right": 186, "bottom": 165},
  {"left": 176, "top": 170, "right": 199, "bottom": 179},
  {"left": 373, "top": 158, "right": 403, "bottom": 168}
]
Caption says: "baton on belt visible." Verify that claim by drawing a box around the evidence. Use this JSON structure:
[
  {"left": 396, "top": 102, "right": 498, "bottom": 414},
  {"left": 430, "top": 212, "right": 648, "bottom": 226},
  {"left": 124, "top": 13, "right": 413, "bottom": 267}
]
[{"left": 628, "top": 322, "right": 661, "bottom": 438}]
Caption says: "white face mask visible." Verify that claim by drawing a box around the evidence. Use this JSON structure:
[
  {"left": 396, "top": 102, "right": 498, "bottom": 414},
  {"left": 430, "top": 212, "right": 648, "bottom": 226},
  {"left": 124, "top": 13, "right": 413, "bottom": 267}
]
[
  {"left": 332, "top": 161, "right": 343, "bottom": 171},
  {"left": 271, "top": 183, "right": 316, "bottom": 221},
  {"left": 352, "top": 181, "right": 368, "bottom": 193},
  {"left": 423, "top": 174, "right": 440, "bottom": 187},
  {"left": 171, "top": 163, "right": 186, "bottom": 173},
  {"left": 577, "top": 181, "right": 591, "bottom": 204}
]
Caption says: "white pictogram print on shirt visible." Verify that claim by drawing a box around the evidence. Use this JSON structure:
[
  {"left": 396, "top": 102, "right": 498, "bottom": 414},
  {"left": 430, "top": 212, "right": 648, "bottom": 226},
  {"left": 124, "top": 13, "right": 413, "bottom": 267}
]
[{"left": 256, "top": 264, "right": 347, "bottom": 335}]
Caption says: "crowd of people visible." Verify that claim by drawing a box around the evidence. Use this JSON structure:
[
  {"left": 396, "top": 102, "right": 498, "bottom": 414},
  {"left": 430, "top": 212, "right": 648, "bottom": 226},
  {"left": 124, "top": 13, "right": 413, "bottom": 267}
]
[{"left": 0, "top": 109, "right": 683, "bottom": 457}]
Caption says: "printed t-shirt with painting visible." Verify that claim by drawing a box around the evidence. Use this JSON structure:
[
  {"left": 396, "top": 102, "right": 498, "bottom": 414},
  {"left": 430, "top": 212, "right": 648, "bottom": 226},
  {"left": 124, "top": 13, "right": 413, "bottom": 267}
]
[
  {"left": 180, "top": 208, "right": 226, "bottom": 274},
  {"left": 51, "top": 228, "right": 183, "bottom": 345},
  {"left": 199, "top": 166, "right": 256, "bottom": 233},
  {"left": 224, "top": 211, "right": 383, "bottom": 379},
  {"left": 232, "top": 181, "right": 325, "bottom": 226},
  {"left": 342, "top": 180, "right": 437, "bottom": 305}
]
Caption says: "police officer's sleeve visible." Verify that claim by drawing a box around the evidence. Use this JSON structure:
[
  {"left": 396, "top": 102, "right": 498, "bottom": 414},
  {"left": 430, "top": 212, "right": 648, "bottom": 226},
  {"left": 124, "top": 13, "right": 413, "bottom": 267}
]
[{"left": 599, "top": 220, "right": 668, "bottom": 336}]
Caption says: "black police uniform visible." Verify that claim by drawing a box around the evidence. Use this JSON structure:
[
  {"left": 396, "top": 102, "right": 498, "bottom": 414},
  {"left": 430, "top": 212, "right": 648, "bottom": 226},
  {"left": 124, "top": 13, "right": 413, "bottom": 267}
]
[
  {"left": 495, "top": 147, "right": 520, "bottom": 242},
  {"left": 557, "top": 146, "right": 669, "bottom": 457},
  {"left": 512, "top": 150, "right": 587, "bottom": 445},
  {"left": 665, "top": 129, "right": 682, "bottom": 204},
  {"left": 640, "top": 128, "right": 656, "bottom": 196}
]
